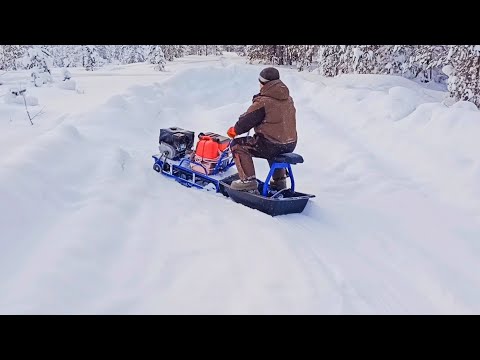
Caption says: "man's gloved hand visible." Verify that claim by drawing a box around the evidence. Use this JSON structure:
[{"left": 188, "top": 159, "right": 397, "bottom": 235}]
[{"left": 227, "top": 126, "right": 237, "bottom": 138}]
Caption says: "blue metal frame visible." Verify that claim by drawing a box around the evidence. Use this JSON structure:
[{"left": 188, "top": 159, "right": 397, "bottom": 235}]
[
  {"left": 153, "top": 138, "right": 300, "bottom": 199},
  {"left": 177, "top": 151, "right": 235, "bottom": 176},
  {"left": 262, "top": 162, "right": 294, "bottom": 197},
  {"left": 152, "top": 157, "right": 212, "bottom": 189},
  {"left": 152, "top": 145, "right": 235, "bottom": 193},
  {"left": 178, "top": 158, "right": 209, "bottom": 175},
  {"left": 213, "top": 149, "right": 235, "bottom": 175},
  {"left": 153, "top": 153, "right": 298, "bottom": 198},
  {"left": 157, "top": 160, "right": 206, "bottom": 189}
]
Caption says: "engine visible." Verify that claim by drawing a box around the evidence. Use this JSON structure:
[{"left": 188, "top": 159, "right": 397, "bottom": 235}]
[{"left": 158, "top": 127, "right": 195, "bottom": 160}]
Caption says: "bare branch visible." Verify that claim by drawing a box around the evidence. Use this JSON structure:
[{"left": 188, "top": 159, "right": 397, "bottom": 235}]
[
  {"left": 21, "top": 93, "right": 34, "bottom": 125},
  {"left": 30, "top": 106, "right": 46, "bottom": 121}
]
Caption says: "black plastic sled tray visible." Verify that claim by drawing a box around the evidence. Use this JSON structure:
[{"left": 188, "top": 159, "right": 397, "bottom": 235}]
[{"left": 219, "top": 174, "right": 315, "bottom": 216}]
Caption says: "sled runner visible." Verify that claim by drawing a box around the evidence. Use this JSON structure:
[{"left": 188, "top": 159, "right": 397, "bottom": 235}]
[{"left": 218, "top": 153, "right": 315, "bottom": 216}]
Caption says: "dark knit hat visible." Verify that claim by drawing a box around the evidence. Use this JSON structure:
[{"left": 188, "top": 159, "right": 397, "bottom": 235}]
[{"left": 259, "top": 67, "right": 280, "bottom": 84}]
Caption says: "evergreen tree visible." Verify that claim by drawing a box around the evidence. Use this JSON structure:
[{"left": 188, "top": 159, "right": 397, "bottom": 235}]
[
  {"left": 148, "top": 45, "right": 166, "bottom": 71},
  {"left": 21, "top": 46, "right": 53, "bottom": 86},
  {"left": 83, "top": 45, "right": 99, "bottom": 71},
  {"left": 411, "top": 45, "right": 448, "bottom": 83},
  {"left": 444, "top": 45, "right": 480, "bottom": 106},
  {"left": 0, "top": 45, "right": 26, "bottom": 70},
  {"left": 161, "top": 45, "right": 175, "bottom": 61},
  {"left": 317, "top": 45, "right": 350, "bottom": 76}
]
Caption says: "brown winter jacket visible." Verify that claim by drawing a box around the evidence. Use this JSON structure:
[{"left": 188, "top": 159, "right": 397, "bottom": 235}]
[{"left": 234, "top": 79, "right": 297, "bottom": 144}]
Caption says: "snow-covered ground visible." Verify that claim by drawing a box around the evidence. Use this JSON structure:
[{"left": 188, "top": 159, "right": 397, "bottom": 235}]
[{"left": 1, "top": 54, "right": 480, "bottom": 314}]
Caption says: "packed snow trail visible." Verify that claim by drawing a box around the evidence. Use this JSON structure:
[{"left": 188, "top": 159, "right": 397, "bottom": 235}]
[{"left": 1, "top": 55, "right": 480, "bottom": 314}]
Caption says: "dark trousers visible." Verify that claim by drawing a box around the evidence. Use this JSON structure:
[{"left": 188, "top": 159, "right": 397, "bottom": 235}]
[{"left": 230, "top": 135, "right": 296, "bottom": 180}]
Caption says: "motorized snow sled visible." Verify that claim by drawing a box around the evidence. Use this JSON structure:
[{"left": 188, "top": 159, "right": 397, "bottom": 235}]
[{"left": 152, "top": 126, "right": 315, "bottom": 216}]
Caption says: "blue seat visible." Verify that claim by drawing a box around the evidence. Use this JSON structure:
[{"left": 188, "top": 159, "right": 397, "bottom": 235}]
[
  {"left": 262, "top": 153, "right": 304, "bottom": 196},
  {"left": 272, "top": 153, "right": 304, "bottom": 165}
]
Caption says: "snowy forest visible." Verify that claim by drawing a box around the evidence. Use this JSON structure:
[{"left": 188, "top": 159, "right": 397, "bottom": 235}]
[{"left": 1, "top": 45, "right": 479, "bottom": 107}]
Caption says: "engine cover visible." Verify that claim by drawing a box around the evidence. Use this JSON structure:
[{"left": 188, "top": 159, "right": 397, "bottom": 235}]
[{"left": 158, "top": 127, "right": 195, "bottom": 160}]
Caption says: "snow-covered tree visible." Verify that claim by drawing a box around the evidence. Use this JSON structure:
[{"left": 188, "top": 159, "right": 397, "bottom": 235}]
[
  {"left": 187, "top": 45, "right": 201, "bottom": 55},
  {"left": 0, "top": 45, "right": 26, "bottom": 70},
  {"left": 221, "top": 45, "right": 246, "bottom": 55},
  {"left": 213, "top": 45, "right": 222, "bottom": 56},
  {"left": 82, "top": 45, "right": 99, "bottom": 71},
  {"left": 161, "top": 45, "right": 175, "bottom": 61},
  {"left": 221, "top": 45, "right": 235, "bottom": 52},
  {"left": 186, "top": 45, "right": 222, "bottom": 56},
  {"left": 44, "top": 45, "right": 77, "bottom": 68},
  {"left": 442, "top": 45, "right": 480, "bottom": 106},
  {"left": 45, "top": 45, "right": 65, "bottom": 67},
  {"left": 377, "top": 45, "right": 416, "bottom": 78},
  {"left": 317, "top": 45, "right": 349, "bottom": 76},
  {"left": 102, "top": 45, "right": 117, "bottom": 64},
  {"left": 148, "top": 45, "right": 166, "bottom": 71},
  {"left": 109, "top": 45, "right": 123, "bottom": 64},
  {"left": 187, "top": 45, "right": 198, "bottom": 55},
  {"left": 246, "top": 45, "right": 274, "bottom": 64},
  {"left": 22, "top": 46, "right": 53, "bottom": 86},
  {"left": 96, "top": 45, "right": 108, "bottom": 61},
  {"left": 117, "top": 45, "right": 148, "bottom": 64},
  {"left": 173, "top": 45, "right": 188, "bottom": 58},
  {"left": 348, "top": 45, "right": 381, "bottom": 74},
  {"left": 247, "top": 45, "right": 319, "bottom": 69},
  {"left": 248, "top": 45, "right": 329, "bottom": 69},
  {"left": 295, "top": 45, "right": 319, "bottom": 71},
  {"left": 410, "top": 45, "right": 448, "bottom": 83}
]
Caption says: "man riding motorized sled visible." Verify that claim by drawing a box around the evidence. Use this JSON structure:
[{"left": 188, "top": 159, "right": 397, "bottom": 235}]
[{"left": 227, "top": 67, "right": 297, "bottom": 192}]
